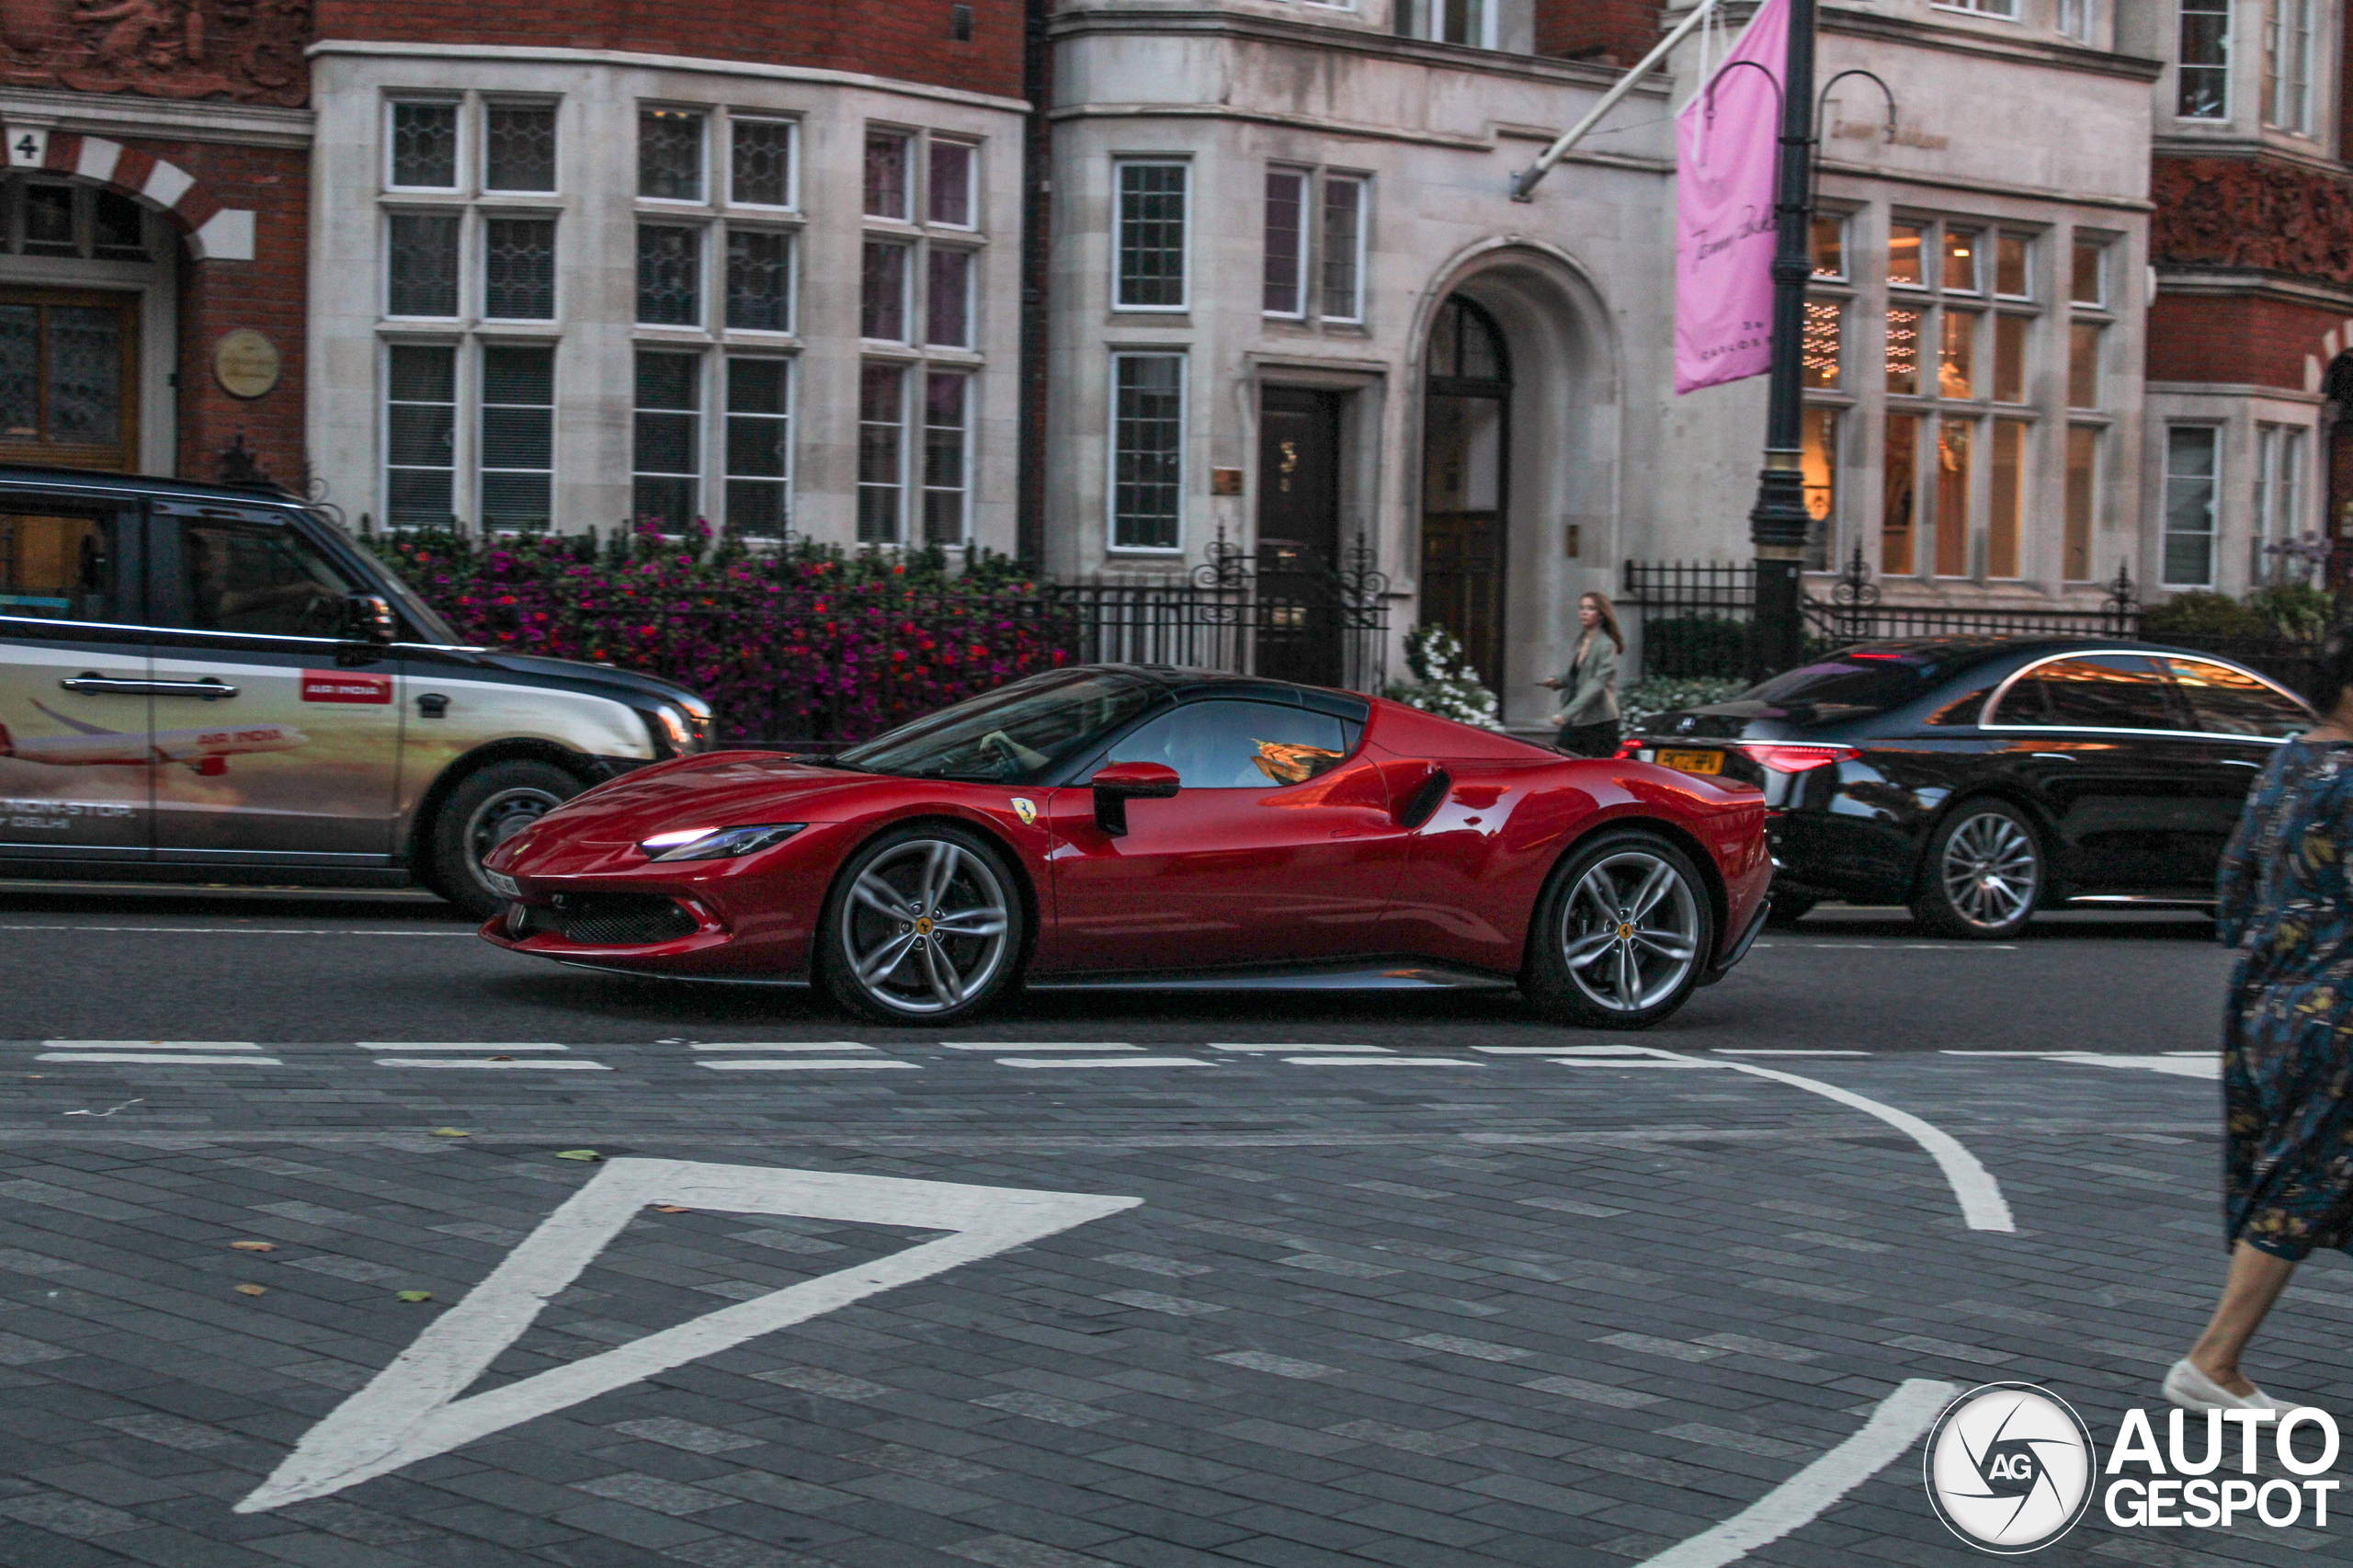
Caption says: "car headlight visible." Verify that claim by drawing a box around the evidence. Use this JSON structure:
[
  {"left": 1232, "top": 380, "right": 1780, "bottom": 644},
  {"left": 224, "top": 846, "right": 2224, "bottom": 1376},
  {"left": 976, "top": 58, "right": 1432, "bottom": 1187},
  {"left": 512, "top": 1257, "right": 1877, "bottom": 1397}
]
[
  {"left": 483, "top": 869, "right": 521, "bottom": 899},
  {"left": 637, "top": 824, "right": 804, "bottom": 862}
]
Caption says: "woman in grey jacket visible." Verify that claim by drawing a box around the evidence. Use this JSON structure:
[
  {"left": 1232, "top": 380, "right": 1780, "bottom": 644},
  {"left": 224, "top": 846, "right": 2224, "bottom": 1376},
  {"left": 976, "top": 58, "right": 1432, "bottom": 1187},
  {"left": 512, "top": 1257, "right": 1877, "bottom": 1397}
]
[{"left": 1543, "top": 593, "right": 1624, "bottom": 757}]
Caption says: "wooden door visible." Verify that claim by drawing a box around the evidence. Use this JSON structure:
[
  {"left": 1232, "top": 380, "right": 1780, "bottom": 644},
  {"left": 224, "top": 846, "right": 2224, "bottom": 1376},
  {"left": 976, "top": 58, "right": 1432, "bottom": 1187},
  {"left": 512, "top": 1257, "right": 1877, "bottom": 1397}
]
[
  {"left": 1256, "top": 386, "right": 1345, "bottom": 686},
  {"left": 0, "top": 289, "right": 139, "bottom": 472}
]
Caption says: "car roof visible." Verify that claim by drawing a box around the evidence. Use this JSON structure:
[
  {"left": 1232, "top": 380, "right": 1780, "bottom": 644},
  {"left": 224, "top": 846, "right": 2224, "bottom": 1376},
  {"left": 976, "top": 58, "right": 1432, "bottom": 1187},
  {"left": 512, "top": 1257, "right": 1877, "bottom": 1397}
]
[
  {"left": 0, "top": 462, "right": 303, "bottom": 508},
  {"left": 1083, "top": 664, "right": 1370, "bottom": 712},
  {"left": 1825, "top": 633, "right": 2288, "bottom": 669}
]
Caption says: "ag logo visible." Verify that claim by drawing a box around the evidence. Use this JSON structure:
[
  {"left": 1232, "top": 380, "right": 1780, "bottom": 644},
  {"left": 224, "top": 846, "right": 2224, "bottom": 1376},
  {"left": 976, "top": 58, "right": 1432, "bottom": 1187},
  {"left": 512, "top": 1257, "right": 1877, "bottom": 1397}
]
[
  {"left": 1009, "top": 797, "right": 1038, "bottom": 826},
  {"left": 1924, "top": 1382, "right": 2097, "bottom": 1553}
]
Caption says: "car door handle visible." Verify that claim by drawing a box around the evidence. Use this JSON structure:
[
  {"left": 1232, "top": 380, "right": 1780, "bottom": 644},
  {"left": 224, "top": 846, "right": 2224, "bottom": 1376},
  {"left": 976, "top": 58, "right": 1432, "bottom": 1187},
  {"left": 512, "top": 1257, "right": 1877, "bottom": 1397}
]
[
  {"left": 2221, "top": 759, "right": 2262, "bottom": 768},
  {"left": 61, "top": 675, "right": 239, "bottom": 700},
  {"left": 2029, "top": 752, "right": 2078, "bottom": 762}
]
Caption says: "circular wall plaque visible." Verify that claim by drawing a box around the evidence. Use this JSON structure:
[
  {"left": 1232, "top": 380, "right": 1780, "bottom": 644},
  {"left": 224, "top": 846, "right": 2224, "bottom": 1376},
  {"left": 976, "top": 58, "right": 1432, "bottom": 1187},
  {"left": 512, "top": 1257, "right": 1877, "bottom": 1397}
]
[{"left": 213, "top": 329, "right": 281, "bottom": 400}]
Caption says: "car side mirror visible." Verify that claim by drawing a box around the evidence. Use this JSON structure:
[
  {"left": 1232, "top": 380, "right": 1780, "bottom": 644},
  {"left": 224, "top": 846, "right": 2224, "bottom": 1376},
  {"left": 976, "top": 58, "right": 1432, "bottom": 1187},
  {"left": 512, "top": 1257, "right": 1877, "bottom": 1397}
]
[
  {"left": 1089, "top": 761, "right": 1180, "bottom": 838},
  {"left": 340, "top": 593, "right": 396, "bottom": 645}
]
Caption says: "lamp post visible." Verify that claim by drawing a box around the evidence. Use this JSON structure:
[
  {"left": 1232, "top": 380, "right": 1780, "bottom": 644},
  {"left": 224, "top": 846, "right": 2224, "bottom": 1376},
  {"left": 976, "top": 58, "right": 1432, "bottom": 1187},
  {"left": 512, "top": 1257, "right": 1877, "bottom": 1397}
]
[{"left": 1745, "top": 0, "right": 1817, "bottom": 680}]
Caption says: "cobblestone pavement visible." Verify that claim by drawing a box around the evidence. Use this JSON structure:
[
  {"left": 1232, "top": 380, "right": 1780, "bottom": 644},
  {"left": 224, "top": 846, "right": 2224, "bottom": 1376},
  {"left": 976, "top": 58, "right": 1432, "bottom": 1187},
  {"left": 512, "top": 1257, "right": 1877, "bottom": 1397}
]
[{"left": 0, "top": 895, "right": 2334, "bottom": 1567}]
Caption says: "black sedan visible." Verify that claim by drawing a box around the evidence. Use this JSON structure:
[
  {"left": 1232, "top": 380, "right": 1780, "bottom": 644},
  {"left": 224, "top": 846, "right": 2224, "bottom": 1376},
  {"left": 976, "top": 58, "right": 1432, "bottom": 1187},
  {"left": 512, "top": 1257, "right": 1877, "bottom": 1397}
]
[{"left": 1620, "top": 637, "right": 2314, "bottom": 937}]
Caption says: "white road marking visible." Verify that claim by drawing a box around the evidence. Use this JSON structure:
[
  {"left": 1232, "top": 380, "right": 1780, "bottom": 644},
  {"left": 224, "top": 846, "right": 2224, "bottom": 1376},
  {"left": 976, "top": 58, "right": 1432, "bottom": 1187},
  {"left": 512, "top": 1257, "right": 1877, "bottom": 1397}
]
[
  {"left": 1712, "top": 1050, "right": 1870, "bottom": 1057},
  {"left": 944, "top": 1041, "right": 1135, "bottom": 1051},
  {"left": 2045, "top": 1052, "right": 2220, "bottom": 1080},
  {"left": 353, "top": 1042, "right": 569, "bottom": 1052},
  {"left": 1549, "top": 1059, "right": 1716, "bottom": 1069},
  {"left": 370, "top": 1059, "right": 611, "bottom": 1072},
  {"left": 38, "top": 1053, "right": 285, "bottom": 1066},
  {"left": 995, "top": 1056, "right": 1212, "bottom": 1069},
  {"left": 698, "top": 1060, "right": 917, "bottom": 1072},
  {"left": 1632, "top": 1380, "right": 1956, "bottom": 1568},
  {"left": 1675, "top": 1051, "right": 2016, "bottom": 1233},
  {"left": 42, "top": 1040, "right": 259, "bottom": 1051},
  {"left": 234, "top": 1160, "right": 1139, "bottom": 1511},
  {"left": 1283, "top": 1056, "right": 1482, "bottom": 1067},
  {"left": 1, "top": 925, "right": 470, "bottom": 937},
  {"left": 690, "top": 1041, "right": 878, "bottom": 1052},
  {"left": 1211, "top": 1043, "right": 1389, "bottom": 1052},
  {"left": 1474, "top": 1045, "right": 1655, "bottom": 1055}
]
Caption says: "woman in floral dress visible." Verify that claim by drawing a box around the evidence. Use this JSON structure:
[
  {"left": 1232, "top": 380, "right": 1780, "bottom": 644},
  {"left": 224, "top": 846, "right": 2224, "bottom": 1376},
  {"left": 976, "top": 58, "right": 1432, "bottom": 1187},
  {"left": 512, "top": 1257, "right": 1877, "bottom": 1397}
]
[{"left": 2168, "top": 647, "right": 2350, "bottom": 1414}]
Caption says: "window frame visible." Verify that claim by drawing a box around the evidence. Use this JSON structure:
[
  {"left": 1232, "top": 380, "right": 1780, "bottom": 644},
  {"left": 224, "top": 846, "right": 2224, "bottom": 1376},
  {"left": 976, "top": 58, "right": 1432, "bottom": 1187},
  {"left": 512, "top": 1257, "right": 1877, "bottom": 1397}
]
[
  {"left": 1981, "top": 650, "right": 2304, "bottom": 740},
  {"left": 381, "top": 339, "right": 460, "bottom": 531},
  {"left": 727, "top": 115, "right": 800, "bottom": 212},
  {"left": 1319, "top": 172, "right": 1369, "bottom": 325},
  {"left": 2263, "top": 0, "right": 2315, "bottom": 133},
  {"left": 1111, "top": 158, "right": 1190, "bottom": 314},
  {"left": 921, "top": 368, "right": 972, "bottom": 547},
  {"left": 1261, "top": 165, "right": 1310, "bottom": 320},
  {"left": 865, "top": 128, "right": 914, "bottom": 222},
  {"left": 476, "top": 340, "right": 556, "bottom": 534},
  {"left": 926, "top": 139, "right": 979, "bottom": 230},
  {"left": 722, "top": 354, "right": 794, "bottom": 544},
  {"left": 385, "top": 97, "right": 463, "bottom": 194},
  {"left": 857, "top": 359, "right": 911, "bottom": 545},
  {"left": 2177, "top": 0, "right": 2233, "bottom": 120},
  {"left": 1107, "top": 349, "right": 1188, "bottom": 554},
  {"left": 637, "top": 106, "right": 710, "bottom": 205},
  {"left": 1929, "top": 0, "right": 2018, "bottom": 17},
  {"left": 480, "top": 98, "right": 561, "bottom": 196},
  {"left": 478, "top": 210, "right": 558, "bottom": 324},
  {"left": 2161, "top": 423, "right": 2222, "bottom": 589},
  {"left": 631, "top": 346, "right": 706, "bottom": 532},
  {"left": 635, "top": 221, "right": 708, "bottom": 329},
  {"left": 382, "top": 209, "right": 463, "bottom": 322}
]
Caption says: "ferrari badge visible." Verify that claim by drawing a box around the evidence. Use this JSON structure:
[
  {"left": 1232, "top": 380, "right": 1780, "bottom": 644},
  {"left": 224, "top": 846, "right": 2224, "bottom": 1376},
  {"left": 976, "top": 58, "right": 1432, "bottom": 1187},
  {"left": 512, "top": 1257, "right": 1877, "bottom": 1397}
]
[{"left": 1010, "top": 797, "right": 1038, "bottom": 825}]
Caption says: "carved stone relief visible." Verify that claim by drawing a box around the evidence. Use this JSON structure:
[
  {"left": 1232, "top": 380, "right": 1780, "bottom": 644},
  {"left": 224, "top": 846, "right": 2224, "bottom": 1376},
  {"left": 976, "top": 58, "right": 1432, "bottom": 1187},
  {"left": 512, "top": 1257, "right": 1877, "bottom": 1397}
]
[
  {"left": 2153, "top": 155, "right": 2353, "bottom": 281},
  {"left": 0, "top": 0, "right": 310, "bottom": 105}
]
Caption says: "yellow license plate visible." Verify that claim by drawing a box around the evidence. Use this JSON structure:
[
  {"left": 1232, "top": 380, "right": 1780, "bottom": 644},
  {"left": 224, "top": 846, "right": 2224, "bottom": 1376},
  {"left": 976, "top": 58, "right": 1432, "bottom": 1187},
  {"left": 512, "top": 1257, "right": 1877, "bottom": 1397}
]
[{"left": 1654, "top": 747, "right": 1723, "bottom": 776}]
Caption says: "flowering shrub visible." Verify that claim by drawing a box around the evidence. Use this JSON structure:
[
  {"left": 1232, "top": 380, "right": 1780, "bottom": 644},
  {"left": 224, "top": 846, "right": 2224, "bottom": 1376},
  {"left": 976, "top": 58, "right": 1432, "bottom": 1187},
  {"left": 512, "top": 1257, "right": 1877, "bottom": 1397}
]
[
  {"left": 1620, "top": 675, "right": 1746, "bottom": 732},
  {"left": 363, "top": 518, "right": 1074, "bottom": 745},
  {"left": 1384, "top": 623, "right": 1505, "bottom": 730}
]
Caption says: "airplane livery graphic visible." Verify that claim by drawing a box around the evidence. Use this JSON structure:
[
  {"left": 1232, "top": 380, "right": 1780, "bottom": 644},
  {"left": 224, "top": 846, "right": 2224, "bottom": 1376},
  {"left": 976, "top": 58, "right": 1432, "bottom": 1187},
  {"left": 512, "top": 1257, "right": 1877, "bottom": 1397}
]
[{"left": 0, "top": 702, "right": 307, "bottom": 777}]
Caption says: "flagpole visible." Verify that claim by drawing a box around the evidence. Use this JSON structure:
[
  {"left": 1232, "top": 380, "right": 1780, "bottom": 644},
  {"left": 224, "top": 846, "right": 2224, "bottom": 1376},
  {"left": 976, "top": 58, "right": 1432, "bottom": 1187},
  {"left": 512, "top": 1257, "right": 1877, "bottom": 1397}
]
[{"left": 1745, "top": 0, "right": 1816, "bottom": 679}]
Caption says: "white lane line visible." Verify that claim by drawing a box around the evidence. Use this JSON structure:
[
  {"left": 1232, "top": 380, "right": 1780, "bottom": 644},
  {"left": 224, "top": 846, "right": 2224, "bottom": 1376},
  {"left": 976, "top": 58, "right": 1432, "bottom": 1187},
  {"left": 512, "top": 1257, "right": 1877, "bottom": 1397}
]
[
  {"left": 371, "top": 1059, "right": 611, "bottom": 1072},
  {"left": 237, "top": 1160, "right": 1139, "bottom": 1511},
  {"left": 38, "top": 1053, "right": 286, "bottom": 1066},
  {"left": 697, "top": 1060, "right": 917, "bottom": 1072},
  {"left": 2, "top": 925, "right": 470, "bottom": 937},
  {"left": 690, "top": 1041, "right": 878, "bottom": 1052},
  {"left": 1550, "top": 1060, "right": 1716, "bottom": 1069},
  {"left": 1283, "top": 1056, "right": 1482, "bottom": 1067},
  {"left": 1672, "top": 1051, "right": 2016, "bottom": 1233},
  {"left": 947, "top": 1040, "right": 1133, "bottom": 1051},
  {"left": 1632, "top": 1380, "right": 1955, "bottom": 1568},
  {"left": 354, "top": 1042, "right": 569, "bottom": 1052},
  {"left": 42, "top": 1040, "right": 261, "bottom": 1051},
  {"left": 1712, "top": 1050, "right": 1870, "bottom": 1057},
  {"left": 995, "top": 1056, "right": 1211, "bottom": 1069},
  {"left": 2045, "top": 1052, "right": 2220, "bottom": 1080},
  {"left": 1474, "top": 1045, "right": 1655, "bottom": 1055},
  {"left": 1211, "top": 1043, "right": 1390, "bottom": 1053}
]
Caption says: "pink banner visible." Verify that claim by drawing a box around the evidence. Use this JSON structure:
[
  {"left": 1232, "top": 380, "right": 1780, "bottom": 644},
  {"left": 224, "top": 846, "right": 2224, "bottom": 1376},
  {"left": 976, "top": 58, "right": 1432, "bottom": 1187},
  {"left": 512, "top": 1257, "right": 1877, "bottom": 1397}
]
[{"left": 1673, "top": 0, "right": 1789, "bottom": 395}]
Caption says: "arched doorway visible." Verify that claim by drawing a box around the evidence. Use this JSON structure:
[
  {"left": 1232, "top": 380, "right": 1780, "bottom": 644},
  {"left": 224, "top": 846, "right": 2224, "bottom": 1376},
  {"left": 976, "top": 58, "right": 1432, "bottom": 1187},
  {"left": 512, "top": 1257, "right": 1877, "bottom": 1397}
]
[{"left": 1421, "top": 295, "right": 1509, "bottom": 689}]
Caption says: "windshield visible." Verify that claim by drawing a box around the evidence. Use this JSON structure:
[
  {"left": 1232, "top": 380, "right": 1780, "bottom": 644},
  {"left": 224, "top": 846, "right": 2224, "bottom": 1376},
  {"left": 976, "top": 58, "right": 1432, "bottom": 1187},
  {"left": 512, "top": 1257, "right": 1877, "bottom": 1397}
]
[
  {"left": 835, "top": 669, "right": 1161, "bottom": 783},
  {"left": 1739, "top": 650, "right": 1950, "bottom": 718}
]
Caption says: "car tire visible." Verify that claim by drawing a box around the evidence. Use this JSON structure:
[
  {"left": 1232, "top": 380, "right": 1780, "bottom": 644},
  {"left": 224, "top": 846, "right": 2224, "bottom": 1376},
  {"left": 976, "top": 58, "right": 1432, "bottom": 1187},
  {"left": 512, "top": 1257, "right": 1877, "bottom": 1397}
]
[
  {"left": 1910, "top": 799, "right": 2043, "bottom": 940},
  {"left": 1522, "top": 828, "right": 1716, "bottom": 1030},
  {"left": 429, "top": 760, "right": 583, "bottom": 919},
  {"left": 815, "top": 824, "right": 1025, "bottom": 1026}
]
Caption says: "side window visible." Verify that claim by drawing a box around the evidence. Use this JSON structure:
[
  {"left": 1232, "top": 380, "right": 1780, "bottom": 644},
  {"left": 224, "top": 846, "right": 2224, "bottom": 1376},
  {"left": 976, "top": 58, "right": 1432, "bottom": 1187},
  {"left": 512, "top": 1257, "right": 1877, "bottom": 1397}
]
[
  {"left": 2165, "top": 659, "right": 2312, "bottom": 739},
  {"left": 1108, "top": 699, "right": 1358, "bottom": 789},
  {"left": 171, "top": 517, "right": 355, "bottom": 637},
  {"left": 0, "top": 506, "right": 118, "bottom": 622},
  {"left": 1995, "top": 654, "right": 2180, "bottom": 731}
]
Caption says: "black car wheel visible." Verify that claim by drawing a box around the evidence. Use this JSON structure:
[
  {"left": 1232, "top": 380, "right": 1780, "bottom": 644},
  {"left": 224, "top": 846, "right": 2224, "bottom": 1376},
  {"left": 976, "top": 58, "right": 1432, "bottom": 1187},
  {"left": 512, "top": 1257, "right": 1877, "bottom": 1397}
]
[
  {"left": 1912, "top": 800, "right": 2042, "bottom": 940},
  {"left": 815, "top": 824, "right": 1024, "bottom": 1025},
  {"left": 431, "top": 760, "right": 582, "bottom": 918},
  {"left": 1522, "top": 828, "right": 1715, "bottom": 1030}
]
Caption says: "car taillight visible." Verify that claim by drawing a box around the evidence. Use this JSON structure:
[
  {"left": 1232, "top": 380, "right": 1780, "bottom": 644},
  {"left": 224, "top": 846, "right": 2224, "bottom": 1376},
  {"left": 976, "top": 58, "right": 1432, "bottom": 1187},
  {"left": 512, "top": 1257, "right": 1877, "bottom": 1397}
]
[
  {"left": 1612, "top": 737, "right": 1643, "bottom": 760},
  {"left": 1737, "top": 743, "right": 1859, "bottom": 774}
]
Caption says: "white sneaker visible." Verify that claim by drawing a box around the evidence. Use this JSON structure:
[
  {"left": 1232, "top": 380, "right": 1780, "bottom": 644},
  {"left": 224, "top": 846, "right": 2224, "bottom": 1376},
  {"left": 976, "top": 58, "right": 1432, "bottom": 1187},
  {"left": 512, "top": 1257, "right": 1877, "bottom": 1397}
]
[{"left": 2164, "top": 1358, "right": 2279, "bottom": 1413}]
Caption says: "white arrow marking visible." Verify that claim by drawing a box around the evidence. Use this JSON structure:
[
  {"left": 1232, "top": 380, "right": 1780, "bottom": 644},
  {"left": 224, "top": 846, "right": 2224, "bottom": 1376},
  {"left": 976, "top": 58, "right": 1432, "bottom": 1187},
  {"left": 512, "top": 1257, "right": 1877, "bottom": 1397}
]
[{"left": 235, "top": 1160, "right": 1138, "bottom": 1513}]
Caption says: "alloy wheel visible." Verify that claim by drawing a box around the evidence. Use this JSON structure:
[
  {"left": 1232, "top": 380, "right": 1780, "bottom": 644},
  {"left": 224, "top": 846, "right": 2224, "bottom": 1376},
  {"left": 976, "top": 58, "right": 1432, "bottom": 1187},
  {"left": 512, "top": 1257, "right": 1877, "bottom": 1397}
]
[
  {"left": 839, "top": 838, "right": 1012, "bottom": 1016},
  {"left": 465, "top": 787, "right": 564, "bottom": 880},
  {"left": 1938, "top": 812, "right": 2039, "bottom": 929},
  {"left": 1559, "top": 849, "right": 1701, "bottom": 1014}
]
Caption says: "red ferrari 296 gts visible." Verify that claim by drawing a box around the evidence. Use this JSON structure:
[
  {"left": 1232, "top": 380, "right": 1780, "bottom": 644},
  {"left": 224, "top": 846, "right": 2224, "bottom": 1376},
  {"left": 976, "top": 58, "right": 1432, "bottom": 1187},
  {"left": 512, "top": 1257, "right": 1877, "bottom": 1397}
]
[{"left": 480, "top": 665, "right": 1772, "bottom": 1028}]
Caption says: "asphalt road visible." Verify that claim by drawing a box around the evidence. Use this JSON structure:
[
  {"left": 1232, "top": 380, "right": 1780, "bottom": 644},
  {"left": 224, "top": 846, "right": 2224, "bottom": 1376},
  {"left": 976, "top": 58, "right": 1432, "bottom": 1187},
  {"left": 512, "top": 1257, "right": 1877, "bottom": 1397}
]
[{"left": 0, "top": 883, "right": 2235, "bottom": 1053}]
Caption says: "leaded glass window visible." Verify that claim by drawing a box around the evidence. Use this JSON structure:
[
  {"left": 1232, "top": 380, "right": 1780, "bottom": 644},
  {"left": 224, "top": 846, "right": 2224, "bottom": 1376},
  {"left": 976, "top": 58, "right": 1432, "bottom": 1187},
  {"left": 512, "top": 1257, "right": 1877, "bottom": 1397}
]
[
  {"left": 1115, "top": 162, "right": 1187, "bottom": 310},
  {"left": 639, "top": 109, "right": 705, "bottom": 201},
  {"left": 483, "top": 218, "right": 555, "bottom": 319},
  {"left": 387, "top": 213, "right": 460, "bottom": 317},
  {"left": 862, "top": 240, "right": 908, "bottom": 341},
  {"left": 925, "top": 248, "right": 971, "bottom": 348},
  {"left": 725, "top": 229, "right": 790, "bottom": 332},
  {"left": 732, "top": 119, "right": 792, "bottom": 207},
  {"left": 1111, "top": 353, "right": 1183, "bottom": 549},
  {"left": 923, "top": 370, "right": 968, "bottom": 546},
  {"left": 480, "top": 346, "right": 553, "bottom": 531},
  {"left": 391, "top": 102, "right": 459, "bottom": 188},
  {"left": 725, "top": 358, "right": 790, "bottom": 540},
  {"left": 484, "top": 104, "right": 557, "bottom": 193},
  {"left": 633, "top": 349, "right": 700, "bottom": 528},
  {"left": 637, "top": 223, "right": 701, "bottom": 326},
  {"left": 927, "top": 141, "right": 974, "bottom": 226},
  {"left": 858, "top": 363, "right": 904, "bottom": 542},
  {"left": 385, "top": 345, "right": 456, "bottom": 529},
  {"left": 865, "top": 131, "right": 909, "bottom": 220}
]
